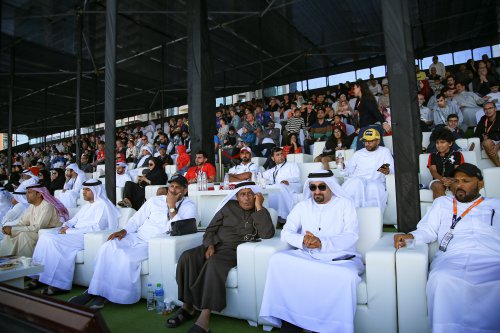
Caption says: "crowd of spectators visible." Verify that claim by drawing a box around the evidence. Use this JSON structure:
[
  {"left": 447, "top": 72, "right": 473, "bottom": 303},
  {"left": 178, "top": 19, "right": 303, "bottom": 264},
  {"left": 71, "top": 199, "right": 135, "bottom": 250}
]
[{"left": 1, "top": 54, "right": 499, "bottom": 192}]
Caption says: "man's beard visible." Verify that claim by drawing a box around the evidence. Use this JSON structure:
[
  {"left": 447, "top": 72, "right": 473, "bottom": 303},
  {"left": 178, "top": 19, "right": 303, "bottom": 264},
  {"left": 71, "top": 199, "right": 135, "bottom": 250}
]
[
  {"left": 241, "top": 157, "right": 250, "bottom": 163},
  {"left": 365, "top": 145, "right": 378, "bottom": 152},
  {"left": 314, "top": 194, "right": 325, "bottom": 203},
  {"left": 455, "top": 186, "right": 481, "bottom": 203}
]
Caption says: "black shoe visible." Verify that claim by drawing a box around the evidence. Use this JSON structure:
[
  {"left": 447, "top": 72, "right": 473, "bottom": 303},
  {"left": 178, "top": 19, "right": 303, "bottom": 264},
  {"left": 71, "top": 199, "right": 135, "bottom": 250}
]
[
  {"left": 88, "top": 296, "right": 107, "bottom": 310},
  {"left": 280, "top": 320, "right": 303, "bottom": 333},
  {"left": 68, "top": 290, "right": 94, "bottom": 306}
]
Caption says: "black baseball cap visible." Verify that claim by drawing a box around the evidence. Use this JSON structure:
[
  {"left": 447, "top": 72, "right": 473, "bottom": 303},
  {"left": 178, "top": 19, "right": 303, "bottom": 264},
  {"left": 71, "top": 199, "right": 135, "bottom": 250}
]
[
  {"left": 168, "top": 175, "right": 188, "bottom": 188},
  {"left": 452, "top": 163, "right": 483, "bottom": 180}
]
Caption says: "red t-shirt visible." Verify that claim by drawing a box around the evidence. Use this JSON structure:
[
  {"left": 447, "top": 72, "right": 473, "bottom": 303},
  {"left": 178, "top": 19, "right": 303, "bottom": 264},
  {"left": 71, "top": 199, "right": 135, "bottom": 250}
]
[
  {"left": 96, "top": 150, "right": 105, "bottom": 161},
  {"left": 184, "top": 163, "right": 217, "bottom": 182}
]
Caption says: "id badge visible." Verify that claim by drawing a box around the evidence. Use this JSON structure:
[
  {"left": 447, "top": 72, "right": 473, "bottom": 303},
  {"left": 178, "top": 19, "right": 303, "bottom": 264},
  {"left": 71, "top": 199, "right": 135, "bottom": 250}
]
[{"left": 439, "top": 230, "right": 454, "bottom": 252}]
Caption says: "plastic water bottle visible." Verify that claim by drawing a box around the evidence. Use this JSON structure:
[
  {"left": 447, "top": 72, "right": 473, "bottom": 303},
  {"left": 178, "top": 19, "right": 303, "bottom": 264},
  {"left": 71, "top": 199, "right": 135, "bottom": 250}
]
[
  {"left": 201, "top": 172, "right": 207, "bottom": 191},
  {"left": 197, "top": 171, "right": 202, "bottom": 191},
  {"left": 337, "top": 156, "right": 344, "bottom": 172},
  {"left": 146, "top": 283, "right": 155, "bottom": 311},
  {"left": 155, "top": 283, "right": 164, "bottom": 314},
  {"left": 223, "top": 173, "right": 229, "bottom": 190}
]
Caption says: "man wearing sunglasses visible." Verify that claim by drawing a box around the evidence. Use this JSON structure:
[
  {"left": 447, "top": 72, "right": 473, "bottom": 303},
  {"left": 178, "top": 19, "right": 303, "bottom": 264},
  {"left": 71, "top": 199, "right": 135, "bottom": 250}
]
[
  {"left": 260, "top": 170, "right": 363, "bottom": 333},
  {"left": 341, "top": 128, "right": 394, "bottom": 214}
]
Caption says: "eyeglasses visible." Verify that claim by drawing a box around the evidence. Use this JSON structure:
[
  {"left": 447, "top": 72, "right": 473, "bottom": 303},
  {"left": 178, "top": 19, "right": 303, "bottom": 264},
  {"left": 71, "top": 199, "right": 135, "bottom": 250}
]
[
  {"left": 309, "top": 184, "right": 327, "bottom": 191},
  {"left": 307, "top": 103, "right": 313, "bottom": 105},
  {"left": 484, "top": 107, "right": 496, "bottom": 111}
]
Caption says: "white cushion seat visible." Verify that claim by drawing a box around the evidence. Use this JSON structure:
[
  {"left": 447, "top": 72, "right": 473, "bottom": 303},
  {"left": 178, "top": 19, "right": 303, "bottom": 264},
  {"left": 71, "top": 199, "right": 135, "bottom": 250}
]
[{"left": 75, "top": 250, "right": 85, "bottom": 264}]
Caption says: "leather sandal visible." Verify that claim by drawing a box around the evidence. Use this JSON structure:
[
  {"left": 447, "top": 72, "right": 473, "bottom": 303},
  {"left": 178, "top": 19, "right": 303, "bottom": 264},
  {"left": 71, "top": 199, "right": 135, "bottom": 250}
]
[{"left": 165, "top": 308, "right": 194, "bottom": 328}]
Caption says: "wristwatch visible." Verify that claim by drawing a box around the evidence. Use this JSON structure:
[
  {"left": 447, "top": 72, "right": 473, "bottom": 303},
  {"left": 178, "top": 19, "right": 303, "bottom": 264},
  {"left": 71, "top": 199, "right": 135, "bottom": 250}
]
[{"left": 169, "top": 207, "right": 177, "bottom": 214}]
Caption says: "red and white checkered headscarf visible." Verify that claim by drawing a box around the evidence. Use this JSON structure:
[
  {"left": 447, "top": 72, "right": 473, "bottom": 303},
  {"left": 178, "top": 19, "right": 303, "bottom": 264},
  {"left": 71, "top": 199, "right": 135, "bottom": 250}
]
[{"left": 26, "top": 185, "right": 70, "bottom": 222}]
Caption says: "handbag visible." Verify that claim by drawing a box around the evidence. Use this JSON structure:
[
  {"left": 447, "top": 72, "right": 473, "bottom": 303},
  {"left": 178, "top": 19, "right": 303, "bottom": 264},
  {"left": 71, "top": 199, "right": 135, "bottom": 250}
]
[{"left": 170, "top": 218, "right": 198, "bottom": 236}]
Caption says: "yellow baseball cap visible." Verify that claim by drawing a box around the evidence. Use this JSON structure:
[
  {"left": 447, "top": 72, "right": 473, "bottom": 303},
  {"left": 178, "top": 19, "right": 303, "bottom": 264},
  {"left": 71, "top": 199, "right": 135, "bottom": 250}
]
[{"left": 361, "top": 128, "right": 381, "bottom": 141}]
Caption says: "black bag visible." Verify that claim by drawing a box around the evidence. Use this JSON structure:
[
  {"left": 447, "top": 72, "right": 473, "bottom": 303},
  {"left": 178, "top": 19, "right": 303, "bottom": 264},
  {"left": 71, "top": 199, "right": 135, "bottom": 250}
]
[{"left": 170, "top": 218, "right": 198, "bottom": 236}]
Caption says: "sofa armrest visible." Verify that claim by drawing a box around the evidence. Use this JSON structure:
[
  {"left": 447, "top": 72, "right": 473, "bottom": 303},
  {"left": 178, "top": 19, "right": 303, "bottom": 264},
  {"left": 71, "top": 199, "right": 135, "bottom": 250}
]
[
  {"left": 71, "top": 229, "right": 116, "bottom": 287},
  {"left": 396, "top": 242, "right": 430, "bottom": 333},
  {"left": 255, "top": 238, "right": 293, "bottom": 325},
  {"left": 83, "top": 230, "right": 115, "bottom": 266},
  {"left": 360, "top": 233, "right": 397, "bottom": 333},
  {"left": 148, "top": 232, "right": 204, "bottom": 303},
  {"left": 38, "top": 227, "right": 58, "bottom": 237}
]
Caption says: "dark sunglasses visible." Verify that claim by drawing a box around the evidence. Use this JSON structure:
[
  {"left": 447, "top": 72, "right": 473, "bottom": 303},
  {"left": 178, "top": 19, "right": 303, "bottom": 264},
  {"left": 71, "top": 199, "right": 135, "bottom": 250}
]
[
  {"left": 148, "top": 163, "right": 154, "bottom": 166},
  {"left": 309, "top": 184, "right": 327, "bottom": 191}
]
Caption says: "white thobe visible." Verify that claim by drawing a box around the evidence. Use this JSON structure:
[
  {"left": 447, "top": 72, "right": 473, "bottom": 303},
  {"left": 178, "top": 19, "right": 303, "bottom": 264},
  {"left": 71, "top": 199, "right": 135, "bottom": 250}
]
[
  {"left": 228, "top": 162, "right": 260, "bottom": 183},
  {"left": 88, "top": 196, "right": 197, "bottom": 304},
  {"left": 116, "top": 173, "right": 132, "bottom": 188},
  {"left": 0, "top": 203, "right": 29, "bottom": 241},
  {"left": 56, "top": 176, "right": 86, "bottom": 208},
  {"left": 32, "top": 201, "right": 110, "bottom": 290},
  {"left": 342, "top": 146, "right": 394, "bottom": 213},
  {"left": 410, "top": 196, "right": 500, "bottom": 333},
  {"left": 262, "top": 161, "right": 301, "bottom": 218},
  {"left": 259, "top": 197, "right": 364, "bottom": 333}
]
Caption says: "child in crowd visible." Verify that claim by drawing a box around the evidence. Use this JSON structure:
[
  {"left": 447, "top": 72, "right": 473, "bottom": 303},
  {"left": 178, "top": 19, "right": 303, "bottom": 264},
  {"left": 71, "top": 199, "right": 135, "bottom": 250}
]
[{"left": 427, "top": 128, "right": 464, "bottom": 199}]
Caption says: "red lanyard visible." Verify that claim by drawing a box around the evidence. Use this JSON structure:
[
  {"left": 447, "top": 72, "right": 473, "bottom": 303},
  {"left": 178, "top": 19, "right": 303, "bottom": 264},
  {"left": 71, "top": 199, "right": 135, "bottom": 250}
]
[
  {"left": 451, "top": 197, "right": 483, "bottom": 229},
  {"left": 484, "top": 117, "right": 496, "bottom": 135}
]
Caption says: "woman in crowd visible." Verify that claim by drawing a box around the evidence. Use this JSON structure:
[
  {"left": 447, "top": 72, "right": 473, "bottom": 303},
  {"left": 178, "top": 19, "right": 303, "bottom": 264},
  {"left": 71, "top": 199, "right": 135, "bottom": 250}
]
[
  {"left": 49, "top": 168, "right": 66, "bottom": 195},
  {"left": 353, "top": 80, "right": 385, "bottom": 150},
  {"left": 314, "top": 128, "right": 350, "bottom": 170},
  {"left": 38, "top": 169, "right": 51, "bottom": 189},
  {"left": 283, "top": 132, "right": 302, "bottom": 157},
  {"left": 118, "top": 157, "right": 167, "bottom": 210}
]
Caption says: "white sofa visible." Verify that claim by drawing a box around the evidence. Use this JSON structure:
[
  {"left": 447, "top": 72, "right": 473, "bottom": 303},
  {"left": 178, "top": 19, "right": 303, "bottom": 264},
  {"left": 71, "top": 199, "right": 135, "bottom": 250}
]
[
  {"left": 155, "top": 207, "right": 397, "bottom": 332},
  {"left": 154, "top": 208, "right": 279, "bottom": 327},
  {"left": 37, "top": 207, "right": 137, "bottom": 288},
  {"left": 396, "top": 241, "right": 439, "bottom": 333}
]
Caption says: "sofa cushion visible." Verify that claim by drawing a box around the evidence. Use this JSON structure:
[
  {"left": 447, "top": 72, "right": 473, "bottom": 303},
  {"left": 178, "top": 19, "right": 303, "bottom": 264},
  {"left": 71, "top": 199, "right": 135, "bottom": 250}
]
[
  {"left": 356, "top": 273, "right": 367, "bottom": 305},
  {"left": 75, "top": 250, "right": 84, "bottom": 264},
  {"left": 225, "top": 267, "right": 238, "bottom": 288},
  {"left": 419, "top": 189, "right": 434, "bottom": 203},
  {"left": 140, "top": 260, "right": 149, "bottom": 275}
]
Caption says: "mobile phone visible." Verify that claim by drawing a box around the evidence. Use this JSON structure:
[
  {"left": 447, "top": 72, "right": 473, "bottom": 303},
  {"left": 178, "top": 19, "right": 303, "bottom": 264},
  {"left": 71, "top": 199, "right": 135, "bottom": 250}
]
[
  {"left": 378, "top": 163, "right": 390, "bottom": 172},
  {"left": 332, "top": 254, "right": 356, "bottom": 261}
]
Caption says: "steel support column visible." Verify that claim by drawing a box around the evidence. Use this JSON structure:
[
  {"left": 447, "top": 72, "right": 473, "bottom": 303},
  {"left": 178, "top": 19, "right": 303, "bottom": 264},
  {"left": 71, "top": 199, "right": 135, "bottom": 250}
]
[
  {"left": 8, "top": 47, "right": 15, "bottom": 174},
  {"left": 186, "top": 0, "right": 215, "bottom": 162},
  {"left": 75, "top": 10, "right": 83, "bottom": 165},
  {"left": 382, "top": 0, "right": 421, "bottom": 233},
  {"left": 161, "top": 44, "right": 165, "bottom": 132},
  {"left": 104, "top": 0, "right": 117, "bottom": 202}
]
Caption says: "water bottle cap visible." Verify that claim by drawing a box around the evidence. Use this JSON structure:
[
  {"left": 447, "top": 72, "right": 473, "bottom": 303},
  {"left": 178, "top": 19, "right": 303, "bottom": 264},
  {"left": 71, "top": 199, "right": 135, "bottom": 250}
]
[
  {"left": 148, "top": 283, "right": 152, "bottom": 286},
  {"left": 156, "top": 283, "right": 162, "bottom": 287}
]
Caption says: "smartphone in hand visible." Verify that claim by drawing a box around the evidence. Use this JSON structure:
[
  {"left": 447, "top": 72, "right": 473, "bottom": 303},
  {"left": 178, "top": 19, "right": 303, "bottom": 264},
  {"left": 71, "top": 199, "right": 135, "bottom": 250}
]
[{"left": 377, "top": 163, "right": 390, "bottom": 172}]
